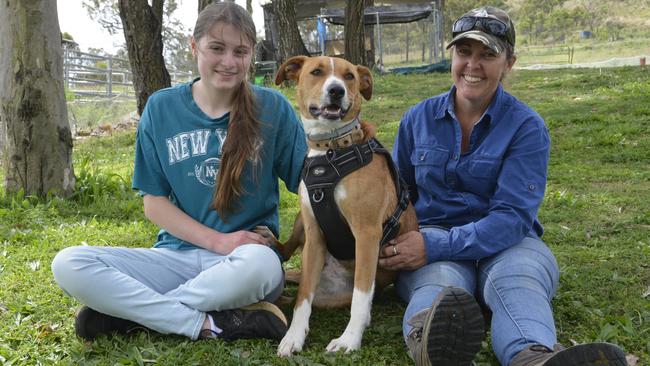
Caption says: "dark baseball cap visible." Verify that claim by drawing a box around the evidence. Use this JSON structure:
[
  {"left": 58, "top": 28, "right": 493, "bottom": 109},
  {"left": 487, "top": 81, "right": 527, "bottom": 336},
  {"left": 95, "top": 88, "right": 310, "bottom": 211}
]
[{"left": 446, "top": 6, "right": 515, "bottom": 54}]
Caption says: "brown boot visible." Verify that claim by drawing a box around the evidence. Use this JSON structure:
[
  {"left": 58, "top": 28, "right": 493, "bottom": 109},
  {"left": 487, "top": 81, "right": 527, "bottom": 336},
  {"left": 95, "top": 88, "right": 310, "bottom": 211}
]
[
  {"left": 509, "top": 343, "right": 628, "bottom": 366},
  {"left": 405, "top": 286, "right": 485, "bottom": 366}
]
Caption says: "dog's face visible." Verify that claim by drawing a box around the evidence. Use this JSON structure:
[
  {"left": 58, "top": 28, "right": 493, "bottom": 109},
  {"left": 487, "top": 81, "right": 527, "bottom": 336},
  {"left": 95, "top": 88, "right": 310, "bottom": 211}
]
[{"left": 275, "top": 56, "right": 372, "bottom": 134}]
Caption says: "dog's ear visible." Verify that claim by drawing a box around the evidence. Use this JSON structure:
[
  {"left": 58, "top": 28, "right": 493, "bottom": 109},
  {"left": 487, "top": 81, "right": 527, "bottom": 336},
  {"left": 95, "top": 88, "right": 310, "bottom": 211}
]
[
  {"left": 357, "top": 65, "right": 373, "bottom": 100},
  {"left": 275, "top": 56, "right": 308, "bottom": 85}
]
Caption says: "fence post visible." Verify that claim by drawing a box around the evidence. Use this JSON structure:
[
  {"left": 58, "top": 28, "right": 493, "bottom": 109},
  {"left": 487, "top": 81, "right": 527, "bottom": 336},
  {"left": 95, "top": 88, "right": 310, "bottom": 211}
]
[
  {"left": 376, "top": 12, "right": 383, "bottom": 67},
  {"left": 63, "top": 48, "right": 70, "bottom": 89},
  {"left": 107, "top": 55, "right": 113, "bottom": 97},
  {"left": 568, "top": 46, "right": 574, "bottom": 64}
]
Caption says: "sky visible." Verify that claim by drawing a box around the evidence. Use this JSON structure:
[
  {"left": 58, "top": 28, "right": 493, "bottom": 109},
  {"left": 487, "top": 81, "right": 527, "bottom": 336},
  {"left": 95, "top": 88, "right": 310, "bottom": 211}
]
[{"left": 57, "top": 0, "right": 266, "bottom": 54}]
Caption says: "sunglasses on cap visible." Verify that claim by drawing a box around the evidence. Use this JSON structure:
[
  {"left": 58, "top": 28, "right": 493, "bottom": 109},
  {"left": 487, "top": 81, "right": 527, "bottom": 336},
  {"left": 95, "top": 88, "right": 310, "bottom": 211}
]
[{"left": 452, "top": 16, "right": 514, "bottom": 47}]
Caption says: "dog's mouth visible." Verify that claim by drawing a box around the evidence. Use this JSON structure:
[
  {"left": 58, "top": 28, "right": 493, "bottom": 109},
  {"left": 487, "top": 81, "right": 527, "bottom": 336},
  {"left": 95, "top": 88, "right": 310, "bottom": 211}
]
[{"left": 309, "top": 104, "right": 349, "bottom": 120}]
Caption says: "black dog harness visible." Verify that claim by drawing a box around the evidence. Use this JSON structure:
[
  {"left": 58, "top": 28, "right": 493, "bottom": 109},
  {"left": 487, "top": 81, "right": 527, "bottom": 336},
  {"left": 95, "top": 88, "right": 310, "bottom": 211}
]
[{"left": 301, "top": 138, "right": 410, "bottom": 260}]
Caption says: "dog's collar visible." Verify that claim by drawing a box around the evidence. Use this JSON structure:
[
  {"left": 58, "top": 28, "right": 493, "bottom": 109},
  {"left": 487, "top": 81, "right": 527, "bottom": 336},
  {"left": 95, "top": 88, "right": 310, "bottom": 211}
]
[{"left": 307, "top": 117, "right": 362, "bottom": 150}]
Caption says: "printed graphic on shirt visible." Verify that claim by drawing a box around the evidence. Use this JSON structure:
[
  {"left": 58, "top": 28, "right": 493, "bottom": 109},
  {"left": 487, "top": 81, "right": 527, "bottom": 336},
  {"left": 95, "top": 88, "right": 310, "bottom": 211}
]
[
  {"left": 164, "top": 128, "right": 228, "bottom": 187},
  {"left": 166, "top": 129, "right": 211, "bottom": 164},
  {"left": 194, "top": 157, "right": 221, "bottom": 187}
]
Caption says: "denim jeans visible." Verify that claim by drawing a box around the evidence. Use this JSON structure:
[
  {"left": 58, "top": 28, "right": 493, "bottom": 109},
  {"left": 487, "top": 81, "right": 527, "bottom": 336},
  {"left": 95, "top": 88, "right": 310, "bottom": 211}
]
[
  {"left": 396, "top": 227, "right": 560, "bottom": 365},
  {"left": 51, "top": 244, "right": 284, "bottom": 340}
]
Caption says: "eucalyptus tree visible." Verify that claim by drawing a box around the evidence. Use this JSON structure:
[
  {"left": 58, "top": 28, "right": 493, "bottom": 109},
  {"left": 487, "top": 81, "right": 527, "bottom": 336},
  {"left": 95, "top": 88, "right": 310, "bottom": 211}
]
[
  {"left": 0, "top": 0, "right": 75, "bottom": 197},
  {"left": 83, "top": 0, "right": 192, "bottom": 114}
]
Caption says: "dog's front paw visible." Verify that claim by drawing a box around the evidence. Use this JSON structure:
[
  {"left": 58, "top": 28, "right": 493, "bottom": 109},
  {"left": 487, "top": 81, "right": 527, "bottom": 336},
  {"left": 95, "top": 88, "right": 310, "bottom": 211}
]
[
  {"left": 325, "top": 333, "right": 361, "bottom": 353},
  {"left": 277, "top": 330, "right": 306, "bottom": 357}
]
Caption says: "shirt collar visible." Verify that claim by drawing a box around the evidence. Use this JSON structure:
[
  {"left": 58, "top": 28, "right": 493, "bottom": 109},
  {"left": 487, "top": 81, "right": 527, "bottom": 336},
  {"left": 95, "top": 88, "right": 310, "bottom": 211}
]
[{"left": 442, "top": 83, "right": 506, "bottom": 126}]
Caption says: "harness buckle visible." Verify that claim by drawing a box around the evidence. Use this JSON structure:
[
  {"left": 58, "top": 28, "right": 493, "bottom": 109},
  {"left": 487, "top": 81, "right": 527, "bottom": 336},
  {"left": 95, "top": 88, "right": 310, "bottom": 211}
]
[{"left": 312, "top": 189, "right": 324, "bottom": 203}]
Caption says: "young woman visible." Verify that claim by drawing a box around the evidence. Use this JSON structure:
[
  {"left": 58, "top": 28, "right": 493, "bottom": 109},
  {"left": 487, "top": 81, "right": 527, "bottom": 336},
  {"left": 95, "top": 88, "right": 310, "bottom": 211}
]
[
  {"left": 52, "top": 2, "right": 306, "bottom": 342},
  {"left": 379, "top": 6, "right": 628, "bottom": 366}
]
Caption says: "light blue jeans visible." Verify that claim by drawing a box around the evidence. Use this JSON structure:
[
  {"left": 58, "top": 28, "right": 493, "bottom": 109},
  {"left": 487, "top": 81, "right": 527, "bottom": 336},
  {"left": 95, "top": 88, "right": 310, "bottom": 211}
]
[
  {"left": 51, "top": 244, "right": 284, "bottom": 340},
  {"left": 396, "top": 227, "right": 560, "bottom": 366}
]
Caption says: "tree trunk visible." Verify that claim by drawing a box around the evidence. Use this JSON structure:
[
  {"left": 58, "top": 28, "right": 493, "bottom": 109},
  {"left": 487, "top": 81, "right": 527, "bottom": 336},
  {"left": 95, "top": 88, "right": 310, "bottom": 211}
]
[
  {"left": 199, "top": 0, "right": 235, "bottom": 13},
  {"left": 118, "top": 0, "right": 170, "bottom": 115},
  {"left": 270, "top": 0, "right": 310, "bottom": 64},
  {"left": 198, "top": 0, "right": 212, "bottom": 13},
  {"left": 0, "top": 0, "right": 75, "bottom": 197},
  {"left": 344, "top": 0, "right": 367, "bottom": 66},
  {"left": 365, "top": 0, "right": 375, "bottom": 68}
]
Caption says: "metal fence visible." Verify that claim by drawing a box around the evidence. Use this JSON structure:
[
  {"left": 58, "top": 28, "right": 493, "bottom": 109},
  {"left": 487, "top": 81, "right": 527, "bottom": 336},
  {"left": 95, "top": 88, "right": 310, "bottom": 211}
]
[{"left": 63, "top": 48, "right": 194, "bottom": 99}]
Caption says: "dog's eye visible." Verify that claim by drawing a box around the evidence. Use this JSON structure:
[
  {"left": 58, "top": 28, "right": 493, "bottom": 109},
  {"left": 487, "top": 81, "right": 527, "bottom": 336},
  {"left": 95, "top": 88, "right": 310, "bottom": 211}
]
[
  {"left": 344, "top": 72, "right": 354, "bottom": 80},
  {"left": 310, "top": 69, "right": 323, "bottom": 76}
]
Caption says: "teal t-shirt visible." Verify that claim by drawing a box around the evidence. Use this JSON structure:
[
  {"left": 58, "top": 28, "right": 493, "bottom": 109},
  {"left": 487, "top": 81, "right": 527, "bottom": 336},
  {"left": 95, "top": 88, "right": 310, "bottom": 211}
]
[{"left": 132, "top": 80, "right": 307, "bottom": 249}]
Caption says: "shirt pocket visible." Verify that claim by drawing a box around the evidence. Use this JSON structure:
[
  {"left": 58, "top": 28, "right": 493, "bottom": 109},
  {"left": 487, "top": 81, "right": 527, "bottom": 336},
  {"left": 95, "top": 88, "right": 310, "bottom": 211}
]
[
  {"left": 467, "top": 156, "right": 502, "bottom": 178},
  {"left": 411, "top": 147, "right": 449, "bottom": 187}
]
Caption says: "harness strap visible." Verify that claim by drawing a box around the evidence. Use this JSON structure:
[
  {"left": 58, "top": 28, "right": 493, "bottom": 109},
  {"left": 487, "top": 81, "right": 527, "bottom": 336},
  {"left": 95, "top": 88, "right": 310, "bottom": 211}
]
[{"left": 301, "top": 138, "right": 410, "bottom": 260}]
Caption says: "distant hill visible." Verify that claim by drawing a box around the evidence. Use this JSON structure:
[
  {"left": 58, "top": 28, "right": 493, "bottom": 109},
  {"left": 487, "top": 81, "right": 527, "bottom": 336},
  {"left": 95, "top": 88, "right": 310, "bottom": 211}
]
[{"left": 465, "top": 0, "right": 650, "bottom": 44}]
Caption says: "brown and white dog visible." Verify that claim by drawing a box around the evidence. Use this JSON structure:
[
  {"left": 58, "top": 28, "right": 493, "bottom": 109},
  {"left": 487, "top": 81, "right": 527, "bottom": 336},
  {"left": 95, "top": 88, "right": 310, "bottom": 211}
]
[{"left": 274, "top": 56, "right": 417, "bottom": 356}]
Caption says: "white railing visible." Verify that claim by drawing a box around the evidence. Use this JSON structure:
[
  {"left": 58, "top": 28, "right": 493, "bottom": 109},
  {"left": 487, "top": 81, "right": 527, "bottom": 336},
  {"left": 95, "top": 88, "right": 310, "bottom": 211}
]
[{"left": 63, "top": 48, "right": 193, "bottom": 99}]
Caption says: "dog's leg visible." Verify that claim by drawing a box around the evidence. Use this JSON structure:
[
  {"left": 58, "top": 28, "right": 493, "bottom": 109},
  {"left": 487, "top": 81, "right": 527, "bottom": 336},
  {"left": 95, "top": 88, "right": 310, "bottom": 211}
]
[
  {"left": 326, "top": 226, "right": 382, "bottom": 353},
  {"left": 277, "top": 199, "right": 327, "bottom": 356}
]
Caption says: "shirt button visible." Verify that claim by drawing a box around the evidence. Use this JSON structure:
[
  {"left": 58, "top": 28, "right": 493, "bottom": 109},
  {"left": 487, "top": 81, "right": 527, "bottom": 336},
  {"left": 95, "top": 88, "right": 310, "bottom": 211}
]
[
  {"left": 419, "top": 154, "right": 425, "bottom": 161},
  {"left": 529, "top": 184, "right": 536, "bottom": 191},
  {"left": 453, "top": 155, "right": 459, "bottom": 160}
]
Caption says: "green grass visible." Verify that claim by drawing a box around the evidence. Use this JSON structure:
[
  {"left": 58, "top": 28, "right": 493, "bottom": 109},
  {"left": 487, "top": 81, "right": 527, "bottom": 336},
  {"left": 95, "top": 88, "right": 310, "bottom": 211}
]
[
  {"left": 516, "top": 38, "right": 650, "bottom": 67},
  {"left": 381, "top": 37, "right": 650, "bottom": 69},
  {"left": 68, "top": 99, "right": 137, "bottom": 132},
  {"left": 1, "top": 66, "right": 649, "bottom": 365}
]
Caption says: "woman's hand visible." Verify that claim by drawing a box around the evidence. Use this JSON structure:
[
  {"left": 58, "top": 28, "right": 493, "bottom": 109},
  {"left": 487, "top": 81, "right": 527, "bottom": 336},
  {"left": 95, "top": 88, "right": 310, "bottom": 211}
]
[
  {"left": 206, "top": 229, "right": 269, "bottom": 255},
  {"left": 378, "top": 231, "right": 427, "bottom": 271},
  {"left": 143, "top": 195, "right": 272, "bottom": 255}
]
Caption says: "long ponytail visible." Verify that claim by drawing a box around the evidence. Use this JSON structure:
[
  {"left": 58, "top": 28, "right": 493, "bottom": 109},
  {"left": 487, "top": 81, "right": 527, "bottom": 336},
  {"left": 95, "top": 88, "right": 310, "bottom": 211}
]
[
  {"left": 193, "top": 2, "right": 261, "bottom": 217},
  {"left": 211, "top": 77, "right": 261, "bottom": 216}
]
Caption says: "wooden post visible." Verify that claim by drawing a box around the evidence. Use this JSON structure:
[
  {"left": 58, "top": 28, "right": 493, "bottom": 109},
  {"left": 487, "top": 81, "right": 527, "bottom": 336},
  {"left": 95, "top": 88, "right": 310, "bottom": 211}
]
[
  {"left": 107, "top": 55, "right": 113, "bottom": 97},
  {"left": 376, "top": 12, "right": 383, "bottom": 68}
]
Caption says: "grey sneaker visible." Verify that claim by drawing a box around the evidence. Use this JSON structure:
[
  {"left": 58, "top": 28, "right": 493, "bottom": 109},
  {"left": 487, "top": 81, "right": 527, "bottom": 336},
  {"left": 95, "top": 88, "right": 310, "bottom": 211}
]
[
  {"left": 202, "top": 301, "right": 288, "bottom": 341},
  {"left": 510, "top": 343, "right": 628, "bottom": 366},
  {"left": 406, "top": 286, "right": 485, "bottom": 366}
]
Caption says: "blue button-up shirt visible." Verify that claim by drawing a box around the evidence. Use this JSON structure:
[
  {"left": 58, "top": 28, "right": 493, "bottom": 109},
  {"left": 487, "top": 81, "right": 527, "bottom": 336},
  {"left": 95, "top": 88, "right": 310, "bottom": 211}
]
[{"left": 393, "top": 84, "right": 550, "bottom": 262}]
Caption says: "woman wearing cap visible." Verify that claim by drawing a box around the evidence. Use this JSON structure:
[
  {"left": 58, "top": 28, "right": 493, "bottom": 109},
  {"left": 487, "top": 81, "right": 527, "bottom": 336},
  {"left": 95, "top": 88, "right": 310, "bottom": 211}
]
[{"left": 379, "top": 6, "right": 627, "bottom": 366}]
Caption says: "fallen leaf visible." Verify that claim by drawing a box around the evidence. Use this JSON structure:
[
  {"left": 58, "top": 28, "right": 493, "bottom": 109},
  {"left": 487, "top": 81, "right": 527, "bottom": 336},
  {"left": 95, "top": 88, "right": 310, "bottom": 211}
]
[
  {"left": 626, "top": 354, "right": 639, "bottom": 365},
  {"left": 27, "top": 260, "right": 40, "bottom": 271}
]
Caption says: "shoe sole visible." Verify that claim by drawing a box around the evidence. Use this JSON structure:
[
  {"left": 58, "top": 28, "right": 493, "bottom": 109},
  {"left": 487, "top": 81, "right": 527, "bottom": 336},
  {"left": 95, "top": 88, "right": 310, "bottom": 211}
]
[
  {"left": 544, "top": 342, "right": 628, "bottom": 366},
  {"left": 241, "top": 301, "right": 288, "bottom": 326},
  {"left": 423, "top": 287, "right": 485, "bottom": 366}
]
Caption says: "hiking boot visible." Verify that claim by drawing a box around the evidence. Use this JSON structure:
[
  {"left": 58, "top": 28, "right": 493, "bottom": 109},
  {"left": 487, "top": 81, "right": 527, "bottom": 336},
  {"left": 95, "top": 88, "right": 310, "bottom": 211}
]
[
  {"left": 202, "top": 301, "right": 288, "bottom": 341},
  {"left": 75, "top": 306, "right": 147, "bottom": 341},
  {"left": 406, "top": 286, "right": 485, "bottom": 366},
  {"left": 510, "top": 343, "right": 628, "bottom": 366}
]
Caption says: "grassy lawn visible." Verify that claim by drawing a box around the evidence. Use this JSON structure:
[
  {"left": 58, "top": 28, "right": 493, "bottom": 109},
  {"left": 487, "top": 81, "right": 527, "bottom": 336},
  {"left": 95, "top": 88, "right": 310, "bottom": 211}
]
[
  {"left": 382, "top": 38, "right": 650, "bottom": 69},
  {"left": 1, "top": 66, "right": 649, "bottom": 365}
]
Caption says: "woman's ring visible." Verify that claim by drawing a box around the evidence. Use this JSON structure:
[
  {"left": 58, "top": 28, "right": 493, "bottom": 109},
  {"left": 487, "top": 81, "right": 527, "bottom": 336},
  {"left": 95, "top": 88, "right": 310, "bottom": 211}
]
[{"left": 392, "top": 245, "right": 399, "bottom": 256}]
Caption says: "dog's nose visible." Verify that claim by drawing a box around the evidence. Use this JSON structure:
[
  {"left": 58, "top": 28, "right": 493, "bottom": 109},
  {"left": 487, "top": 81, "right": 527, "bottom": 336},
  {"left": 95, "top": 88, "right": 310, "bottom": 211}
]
[{"left": 328, "top": 85, "right": 345, "bottom": 100}]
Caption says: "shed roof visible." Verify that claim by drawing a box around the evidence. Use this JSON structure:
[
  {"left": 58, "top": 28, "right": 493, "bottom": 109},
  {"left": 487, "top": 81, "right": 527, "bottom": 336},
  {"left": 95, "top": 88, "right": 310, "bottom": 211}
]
[{"left": 320, "top": 4, "right": 433, "bottom": 25}]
